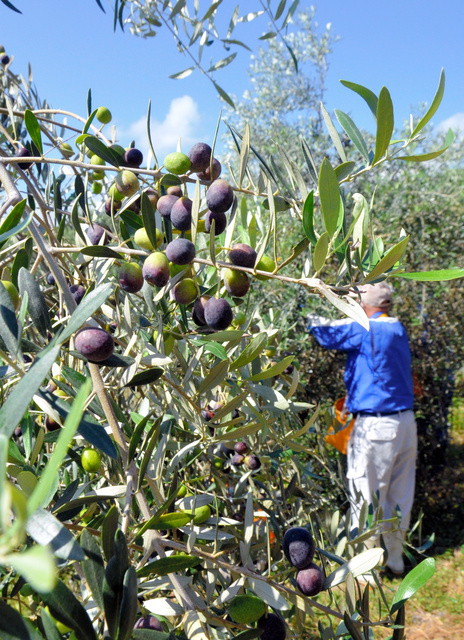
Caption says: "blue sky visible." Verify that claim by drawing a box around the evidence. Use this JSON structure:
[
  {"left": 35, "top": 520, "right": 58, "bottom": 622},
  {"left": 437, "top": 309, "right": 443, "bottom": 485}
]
[{"left": 1, "top": 0, "right": 463, "bottom": 158}]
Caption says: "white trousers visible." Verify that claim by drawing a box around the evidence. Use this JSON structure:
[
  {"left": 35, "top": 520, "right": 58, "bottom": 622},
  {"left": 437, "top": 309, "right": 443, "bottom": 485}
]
[{"left": 346, "top": 410, "right": 417, "bottom": 573}]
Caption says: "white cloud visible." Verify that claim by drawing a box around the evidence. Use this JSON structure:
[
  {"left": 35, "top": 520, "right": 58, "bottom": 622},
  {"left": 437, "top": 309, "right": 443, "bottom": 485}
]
[
  {"left": 437, "top": 112, "right": 464, "bottom": 133},
  {"left": 122, "top": 95, "right": 202, "bottom": 159}
]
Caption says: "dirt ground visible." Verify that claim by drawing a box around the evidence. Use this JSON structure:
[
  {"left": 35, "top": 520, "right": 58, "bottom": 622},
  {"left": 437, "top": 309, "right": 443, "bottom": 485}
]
[
  {"left": 403, "top": 549, "right": 464, "bottom": 640},
  {"left": 405, "top": 612, "right": 464, "bottom": 640}
]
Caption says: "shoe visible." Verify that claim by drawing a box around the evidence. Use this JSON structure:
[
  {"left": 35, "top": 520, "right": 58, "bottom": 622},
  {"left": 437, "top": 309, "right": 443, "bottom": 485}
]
[{"left": 385, "top": 557, "right": 405, "bottom": 576}]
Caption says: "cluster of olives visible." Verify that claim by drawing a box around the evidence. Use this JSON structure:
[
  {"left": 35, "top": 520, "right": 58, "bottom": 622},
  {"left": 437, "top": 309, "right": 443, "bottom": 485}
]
[
  {"left": 86, "top": 136, "right": 251, "bottom": 334},
  {"left": 140, "top": 146, "right": 238, "bottom": 331},
  {"left": 209, "top": 422, "right": 262, "bottom": 473},
  {"left": 70, "top": 136, "right": 275, "bottom": 361},
  {"left": 201, "top": 399, "right": 230, "bottom": 424},
  {"left": 283, "top": 527, "right": 324, "bottom": 597},
  {"left": 4, "top": 126, "right": 284, "bottom": 452},
  {"left": 10, "top": 123, "right": 280, "bottom": 362},
  {"left": 230, "top": 440, "right": 261, "bottom": 471},
  {"left": 86, "top": 107, "right": 143, "bottom": 196}
]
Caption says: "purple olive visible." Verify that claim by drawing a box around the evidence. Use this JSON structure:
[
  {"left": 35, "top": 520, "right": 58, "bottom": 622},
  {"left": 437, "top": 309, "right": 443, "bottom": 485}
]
[
  {"left": 124, "top": 147, "right": 143, "bottom": 168},
  {"left": 119, "top": 262, "right": 144, "bottom": 293},
  {"left": 206, "top": 179, "right": 234, "bottom": 213},
  {"left": 234, "top": 441, "right": 248, "bottom": 455},
  {"left": 45, "top": 416, "right": 61, "bottom": 432},
  {"left": 142, "top": 252, "right": 170, "bottom": 288},
  {"left": 223, "top": 268, "right": 250, "bottom": 298},
  {"left": 75, "top": 327, "right": 114, "bottom": 363},
  {"left": 188, "top": 142, "right": 212, "bottom": 173},
  {"left": 134, "top": 616, "right": 163, "bottom": 631},
  {"left": 204, "top": 297, "right": 233, "bottom": 331},
  {"left": 16, "top": 147, "right": 33, "bottom": 171},
  {"left": 296, "top": 562, "right": 324, "bottom": 596},
  {"left": 87, "top": 224, "right": 110, "bottom": 246},
  {"left": 166, "top": 185, "right": 183, "bottom": 197},
  {"left": 257, "top": 613, "right": 287, "bottom": 640},
  {"left": 197, "top": 157, "right": 221, "bottom": 181},
  {"left": 282, "top": 527, "right": 315, "bottom": 569},
  {"left": 171, "top": 197, "right": 192, "bottom": 231},
  {"left": 231, "top": 453, "right": 244, "bottom": 466},
  {"left": 229, "top": 243, "right": 257, "bottom": 268},
  {"left": 204, "top": 210, "right": 227, "bottom": 235},
  {"left": 192, "top": 295, "right": 209, "bottom": 326},
  {"left": 70, "top": 284, "right": 86, "bottom": 305},
  {"left": 104, "top": 198, "right": 122, "bottom": 216},
  {"left": 244, "top": 454, "right": 261, "bottom": 471},
  {"left": 157, "top": 194, "right": 179, "bottom": 219},
  {"left": 165, "top": 238, "right": 196, "bottom": 265}
]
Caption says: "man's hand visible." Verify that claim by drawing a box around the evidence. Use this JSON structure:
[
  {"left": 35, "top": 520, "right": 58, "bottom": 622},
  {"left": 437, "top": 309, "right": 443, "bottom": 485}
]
[{"left": 307, "top": 313, "right": 330, "bottom": 328}]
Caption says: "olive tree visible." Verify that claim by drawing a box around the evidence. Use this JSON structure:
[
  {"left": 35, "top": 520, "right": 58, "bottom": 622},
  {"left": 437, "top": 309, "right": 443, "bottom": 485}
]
[{"left": 0, "top": 6, "right": 459, "bottom": 640}]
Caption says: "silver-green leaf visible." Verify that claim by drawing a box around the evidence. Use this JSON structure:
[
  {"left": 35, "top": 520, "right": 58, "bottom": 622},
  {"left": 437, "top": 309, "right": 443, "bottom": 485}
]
[
  {"left": 318, "top": 158, "right": 341, "bottom": 238},
  {"left": 372, "top": 86, "right": 394, "bottom": 165}
]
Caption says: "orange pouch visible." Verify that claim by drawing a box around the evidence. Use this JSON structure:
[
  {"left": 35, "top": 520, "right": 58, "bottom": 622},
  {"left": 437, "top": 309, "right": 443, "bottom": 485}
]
[{"left": 325, "top": 397, "right": 355, "bottom": 455}]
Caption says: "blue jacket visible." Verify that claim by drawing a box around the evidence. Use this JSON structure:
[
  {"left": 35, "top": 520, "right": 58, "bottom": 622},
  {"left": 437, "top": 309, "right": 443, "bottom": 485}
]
[{"left": 309, "top": 312, "right": 414, "bottom": 414}]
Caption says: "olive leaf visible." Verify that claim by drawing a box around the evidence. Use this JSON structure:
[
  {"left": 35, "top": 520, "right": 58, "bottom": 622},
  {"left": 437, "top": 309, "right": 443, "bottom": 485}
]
[
  {"left": 0, "top": 281, "right": 20, "bottom": 357},
  {"left": 18, "top": 267, "right": 52, "bottom": 338}
]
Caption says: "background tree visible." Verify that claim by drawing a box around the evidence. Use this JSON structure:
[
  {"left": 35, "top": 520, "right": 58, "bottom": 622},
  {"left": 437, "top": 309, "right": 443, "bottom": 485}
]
[
  {"left": 223, "top": 7, "right": 336, "bottom": 160},
  {"left": 223, "top": 21, "right": 464, "bottom": 486},
  {"left": 360, "top": 127, "right": 464, "bottom": 479}
]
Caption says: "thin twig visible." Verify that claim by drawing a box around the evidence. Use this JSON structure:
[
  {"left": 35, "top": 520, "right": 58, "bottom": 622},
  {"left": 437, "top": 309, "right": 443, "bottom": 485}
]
[
  {"left": 122, "top": 460, "right": 137, "bottom": 535},
  {"left": 145, "top": 536, "right": 345, "bottom": 620},
  {"left": 88, "top": 363, "right": 128, "bottom": 466},
  {"left": 0, "top": 106, "right": 112, "bottom": 145},
  {"left": 86, "top": 362, "right": 197, "bottom": 610},
  {"left": 0, "top": 154, "right": 163, "bottom": 179}
]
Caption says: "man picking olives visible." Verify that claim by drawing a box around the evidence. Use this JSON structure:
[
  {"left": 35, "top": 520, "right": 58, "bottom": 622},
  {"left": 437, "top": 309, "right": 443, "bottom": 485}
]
[{"left": 309, "top": 282, "right": 417, "bottom": 576}]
